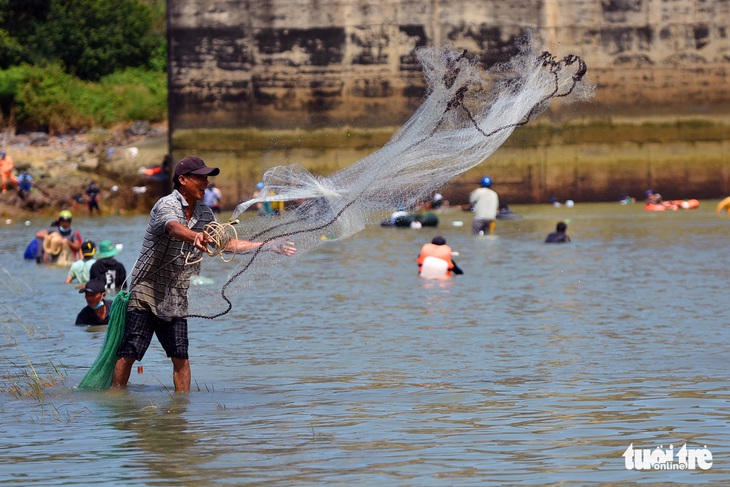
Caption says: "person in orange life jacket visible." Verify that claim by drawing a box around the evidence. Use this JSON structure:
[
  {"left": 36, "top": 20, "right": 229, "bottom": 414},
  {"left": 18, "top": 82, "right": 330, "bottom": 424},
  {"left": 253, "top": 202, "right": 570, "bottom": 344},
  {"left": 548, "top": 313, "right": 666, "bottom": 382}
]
[
  {"left": 417, "top": 236, "right": 463, "bottom": 275},
  {"left": 1, "top": 149, "right": 17, "bottom": 193},
  {"left": 89, "top": 239, "right": 127, "bottom": 295},
  {"left": 75, "top": 278, "right": 112, "bottom": 326}
]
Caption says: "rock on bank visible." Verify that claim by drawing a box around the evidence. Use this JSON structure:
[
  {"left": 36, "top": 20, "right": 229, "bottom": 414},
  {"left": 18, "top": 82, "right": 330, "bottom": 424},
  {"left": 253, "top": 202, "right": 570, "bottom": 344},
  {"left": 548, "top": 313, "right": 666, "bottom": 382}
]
[{"left": 0, "top": 123, "right": 169, "bottom": 219}]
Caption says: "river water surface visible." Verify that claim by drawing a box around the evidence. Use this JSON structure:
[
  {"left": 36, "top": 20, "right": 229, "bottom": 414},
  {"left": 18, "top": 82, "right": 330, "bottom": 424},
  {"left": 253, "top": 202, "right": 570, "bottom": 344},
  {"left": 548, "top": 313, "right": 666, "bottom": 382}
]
[{"left": 1, "top": 202, "right": 729, "bottom": 485}]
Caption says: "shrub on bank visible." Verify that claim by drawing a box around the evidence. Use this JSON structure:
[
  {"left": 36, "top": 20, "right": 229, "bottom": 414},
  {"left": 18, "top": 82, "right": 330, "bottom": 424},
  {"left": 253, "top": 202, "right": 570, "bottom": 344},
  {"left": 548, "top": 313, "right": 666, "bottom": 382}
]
[
  {"left": 0, "top": 64, "right": 166, "bottom": 133},
  {"left": 99, "top": 68, "right": 167, "bottom": 123}
]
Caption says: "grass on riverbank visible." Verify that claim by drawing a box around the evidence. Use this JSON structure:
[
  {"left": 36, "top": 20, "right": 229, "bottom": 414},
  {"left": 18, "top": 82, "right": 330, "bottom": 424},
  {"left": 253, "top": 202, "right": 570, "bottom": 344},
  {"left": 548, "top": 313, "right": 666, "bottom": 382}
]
[{"left": 0, "top": 65, "right": 166, "bottom": 134}]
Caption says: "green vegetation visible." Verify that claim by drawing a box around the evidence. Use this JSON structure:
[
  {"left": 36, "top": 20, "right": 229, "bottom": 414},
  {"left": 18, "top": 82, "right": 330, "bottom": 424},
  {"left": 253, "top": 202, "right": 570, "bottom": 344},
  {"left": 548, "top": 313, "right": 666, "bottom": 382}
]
[
  {"left": 0, "top": 0, "right": 166, "bottom": 133},
  {"left": 2, "top": 324, "right": 68, "bottom": 401}
]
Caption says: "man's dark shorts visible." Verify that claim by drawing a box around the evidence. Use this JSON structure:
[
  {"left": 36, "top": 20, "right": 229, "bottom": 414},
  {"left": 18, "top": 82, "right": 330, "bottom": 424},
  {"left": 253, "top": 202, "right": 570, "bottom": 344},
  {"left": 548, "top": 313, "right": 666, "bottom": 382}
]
[
  {"left": 471, "top": 218, "right": 494, "bottom": 235},
  {"left": 117, "top": 309, "right": 189, "bottom": 361}
]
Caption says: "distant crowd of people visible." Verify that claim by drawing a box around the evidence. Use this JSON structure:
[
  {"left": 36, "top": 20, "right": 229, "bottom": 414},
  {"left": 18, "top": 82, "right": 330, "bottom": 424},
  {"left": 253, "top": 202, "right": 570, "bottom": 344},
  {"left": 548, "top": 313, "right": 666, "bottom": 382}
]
[
  {"left": 21, "top": 147, "right": 713, "bottom": 394},
  {"left": 412, "top": 175, "right": 575, "bottom": 279},
  {"left": 23, "top": 207, "right": 128, "bottom": 328}
]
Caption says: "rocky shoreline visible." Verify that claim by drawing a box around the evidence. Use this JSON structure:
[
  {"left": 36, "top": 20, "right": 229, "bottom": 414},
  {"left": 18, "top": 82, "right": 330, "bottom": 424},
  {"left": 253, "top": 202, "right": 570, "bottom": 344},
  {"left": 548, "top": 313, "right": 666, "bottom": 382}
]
[{"left": 0, "top": 122, "right": 170, "bottom": 219}]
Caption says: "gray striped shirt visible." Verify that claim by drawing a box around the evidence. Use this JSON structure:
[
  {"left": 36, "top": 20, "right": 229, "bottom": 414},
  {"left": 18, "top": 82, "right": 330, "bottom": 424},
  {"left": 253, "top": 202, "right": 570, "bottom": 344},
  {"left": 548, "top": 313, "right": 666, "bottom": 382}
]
[{"left": 128, "top": 190, "right": 216, "bottom": 319}]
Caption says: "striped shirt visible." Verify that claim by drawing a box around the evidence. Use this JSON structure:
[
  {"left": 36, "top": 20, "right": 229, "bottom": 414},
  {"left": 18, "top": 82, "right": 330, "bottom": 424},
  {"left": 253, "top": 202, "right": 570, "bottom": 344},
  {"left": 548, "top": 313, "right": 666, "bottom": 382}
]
[{"left": 128, "top": 190, "right": 216, "bottom": 319}]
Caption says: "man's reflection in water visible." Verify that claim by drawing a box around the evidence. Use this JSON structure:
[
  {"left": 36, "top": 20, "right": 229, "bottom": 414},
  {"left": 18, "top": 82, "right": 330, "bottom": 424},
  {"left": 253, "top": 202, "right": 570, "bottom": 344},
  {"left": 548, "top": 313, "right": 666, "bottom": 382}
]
[{"left": 96, "top": 392, "right": 206, "bottom": 482}]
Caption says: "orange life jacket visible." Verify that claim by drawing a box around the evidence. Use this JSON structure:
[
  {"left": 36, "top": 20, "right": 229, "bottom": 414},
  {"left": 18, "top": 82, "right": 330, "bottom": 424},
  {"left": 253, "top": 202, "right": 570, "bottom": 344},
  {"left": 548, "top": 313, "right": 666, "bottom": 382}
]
[{"left": 417, "top": 243, "right": 454, "bottom": 273}]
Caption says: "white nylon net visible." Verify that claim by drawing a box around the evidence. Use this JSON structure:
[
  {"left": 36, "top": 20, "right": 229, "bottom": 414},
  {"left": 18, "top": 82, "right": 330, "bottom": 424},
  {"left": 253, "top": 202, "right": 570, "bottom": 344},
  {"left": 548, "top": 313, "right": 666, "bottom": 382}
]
[{"left": 184, "top": 32, "right": 592, "bottom": 318}]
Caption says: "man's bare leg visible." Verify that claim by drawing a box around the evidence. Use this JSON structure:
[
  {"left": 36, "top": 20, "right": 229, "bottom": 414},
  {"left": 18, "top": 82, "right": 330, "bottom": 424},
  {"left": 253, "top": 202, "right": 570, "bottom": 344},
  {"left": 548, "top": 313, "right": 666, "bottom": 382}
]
[
  {"left": 112, "top": 357, "right": 135, "bottom": 388},
  {"left": 172, "top": 357, "right": 191, "bottom": 393}
]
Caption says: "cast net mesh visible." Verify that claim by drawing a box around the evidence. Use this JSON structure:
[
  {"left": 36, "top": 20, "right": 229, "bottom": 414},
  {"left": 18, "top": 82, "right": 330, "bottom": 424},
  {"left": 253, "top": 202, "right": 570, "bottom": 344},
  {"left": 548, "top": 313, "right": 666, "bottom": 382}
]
[
  {"left": 114, "top": 35, "right": 590, "bottom": 325},
  {"left": 183, "top": 33, "right": 591, "bottom": 318}
]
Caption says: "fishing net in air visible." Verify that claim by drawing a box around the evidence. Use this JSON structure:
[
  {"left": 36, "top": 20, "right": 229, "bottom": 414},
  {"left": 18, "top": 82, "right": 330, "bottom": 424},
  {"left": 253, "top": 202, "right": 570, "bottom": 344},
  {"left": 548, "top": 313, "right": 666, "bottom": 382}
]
[
  {"left": 77, "top": 291, "right": 129, "bottom": 390},
  {"left": 184, "top": 32, "right": 592, "bottom": 318}
]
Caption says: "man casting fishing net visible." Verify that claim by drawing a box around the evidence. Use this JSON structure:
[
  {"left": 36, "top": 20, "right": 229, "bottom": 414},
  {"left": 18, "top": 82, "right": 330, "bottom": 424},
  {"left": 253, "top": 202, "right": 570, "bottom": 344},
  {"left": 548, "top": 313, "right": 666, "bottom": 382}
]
[
  {"left": 79, "top": 32, "right": 591, "bottom": 392},
  {"left": 110, "top": 157, "right": 295, "bottom": 392}
]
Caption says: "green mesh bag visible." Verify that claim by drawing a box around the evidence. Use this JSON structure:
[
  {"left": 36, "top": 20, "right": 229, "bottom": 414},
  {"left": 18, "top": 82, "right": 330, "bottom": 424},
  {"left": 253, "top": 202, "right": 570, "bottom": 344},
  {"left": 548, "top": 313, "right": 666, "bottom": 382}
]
[{"left": 77, "top": 291, "right": 129, "bottom": 390}]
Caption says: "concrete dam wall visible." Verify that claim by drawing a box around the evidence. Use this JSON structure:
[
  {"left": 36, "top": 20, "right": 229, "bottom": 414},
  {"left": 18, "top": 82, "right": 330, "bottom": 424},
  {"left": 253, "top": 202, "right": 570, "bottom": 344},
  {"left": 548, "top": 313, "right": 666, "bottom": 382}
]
[{"left": 168, "top": 0, "right": 730, "bottom": 204}]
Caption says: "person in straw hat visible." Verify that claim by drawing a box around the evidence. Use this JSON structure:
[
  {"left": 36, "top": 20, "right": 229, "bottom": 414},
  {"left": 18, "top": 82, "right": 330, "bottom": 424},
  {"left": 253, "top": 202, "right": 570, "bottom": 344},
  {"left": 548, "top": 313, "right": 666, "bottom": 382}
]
[{"left": 35, "top": 210, "right": 82, "bottom": 264}]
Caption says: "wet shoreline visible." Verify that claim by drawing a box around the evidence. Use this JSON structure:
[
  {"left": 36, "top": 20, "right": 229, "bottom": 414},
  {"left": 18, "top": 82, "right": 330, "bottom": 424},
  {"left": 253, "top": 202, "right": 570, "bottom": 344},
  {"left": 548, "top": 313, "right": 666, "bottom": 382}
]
[{"left": 3, "top": 116, "right": 730, "bottom": 218}]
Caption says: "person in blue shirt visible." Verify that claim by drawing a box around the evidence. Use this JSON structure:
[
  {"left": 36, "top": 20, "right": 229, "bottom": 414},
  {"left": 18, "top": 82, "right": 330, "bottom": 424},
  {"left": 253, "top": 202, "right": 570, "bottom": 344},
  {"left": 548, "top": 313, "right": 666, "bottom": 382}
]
[{"left": 17, "top": 171, "right": 33, "bottom": 199}]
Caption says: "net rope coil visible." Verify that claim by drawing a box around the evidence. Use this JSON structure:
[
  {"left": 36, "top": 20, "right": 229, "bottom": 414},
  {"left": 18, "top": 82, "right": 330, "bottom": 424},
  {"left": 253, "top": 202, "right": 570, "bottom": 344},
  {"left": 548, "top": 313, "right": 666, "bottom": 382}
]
[{"left": 184, "top": 220, "right": 240, "bottom": 265}]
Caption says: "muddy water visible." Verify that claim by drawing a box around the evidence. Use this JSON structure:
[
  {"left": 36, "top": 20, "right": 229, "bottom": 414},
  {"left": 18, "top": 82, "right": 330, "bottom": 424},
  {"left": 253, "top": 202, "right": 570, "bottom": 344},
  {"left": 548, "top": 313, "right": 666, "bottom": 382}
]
[{"left": 1, "top": 202, "right": 729, "bottom": 485}]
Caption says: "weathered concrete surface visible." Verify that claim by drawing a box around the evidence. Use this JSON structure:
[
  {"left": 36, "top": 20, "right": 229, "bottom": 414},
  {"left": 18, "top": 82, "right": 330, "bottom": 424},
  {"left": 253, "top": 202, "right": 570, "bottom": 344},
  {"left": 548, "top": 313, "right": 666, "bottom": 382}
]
[
  {"left": 169, "top": 0, "right": 730, "bottom": 129},
  {"left": 168, "top": 0, "right": 730, "bottom": 203}
]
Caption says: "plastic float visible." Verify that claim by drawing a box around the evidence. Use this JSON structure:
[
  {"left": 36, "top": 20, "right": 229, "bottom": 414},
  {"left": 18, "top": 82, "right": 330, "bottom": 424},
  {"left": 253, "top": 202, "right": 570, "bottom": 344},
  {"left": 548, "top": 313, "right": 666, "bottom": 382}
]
[
  {"left": 644, "top": 199, "right": 699, "bottom": 211},
  {"left": 419, "top": 256, "right": 450, "bottom": 279}
]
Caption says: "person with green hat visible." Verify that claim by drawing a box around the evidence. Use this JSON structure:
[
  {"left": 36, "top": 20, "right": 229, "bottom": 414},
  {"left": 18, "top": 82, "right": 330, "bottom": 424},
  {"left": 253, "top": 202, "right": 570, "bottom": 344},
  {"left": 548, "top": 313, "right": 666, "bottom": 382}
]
[
  {"left": 35, "top": 210, "right": 83, "bottom": 264},
  {"left": 89, "top": 239, "right": 127, "bottom": 295},
  {"left": 66, "top": 240, "right": 97, "bottom": 284}
]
